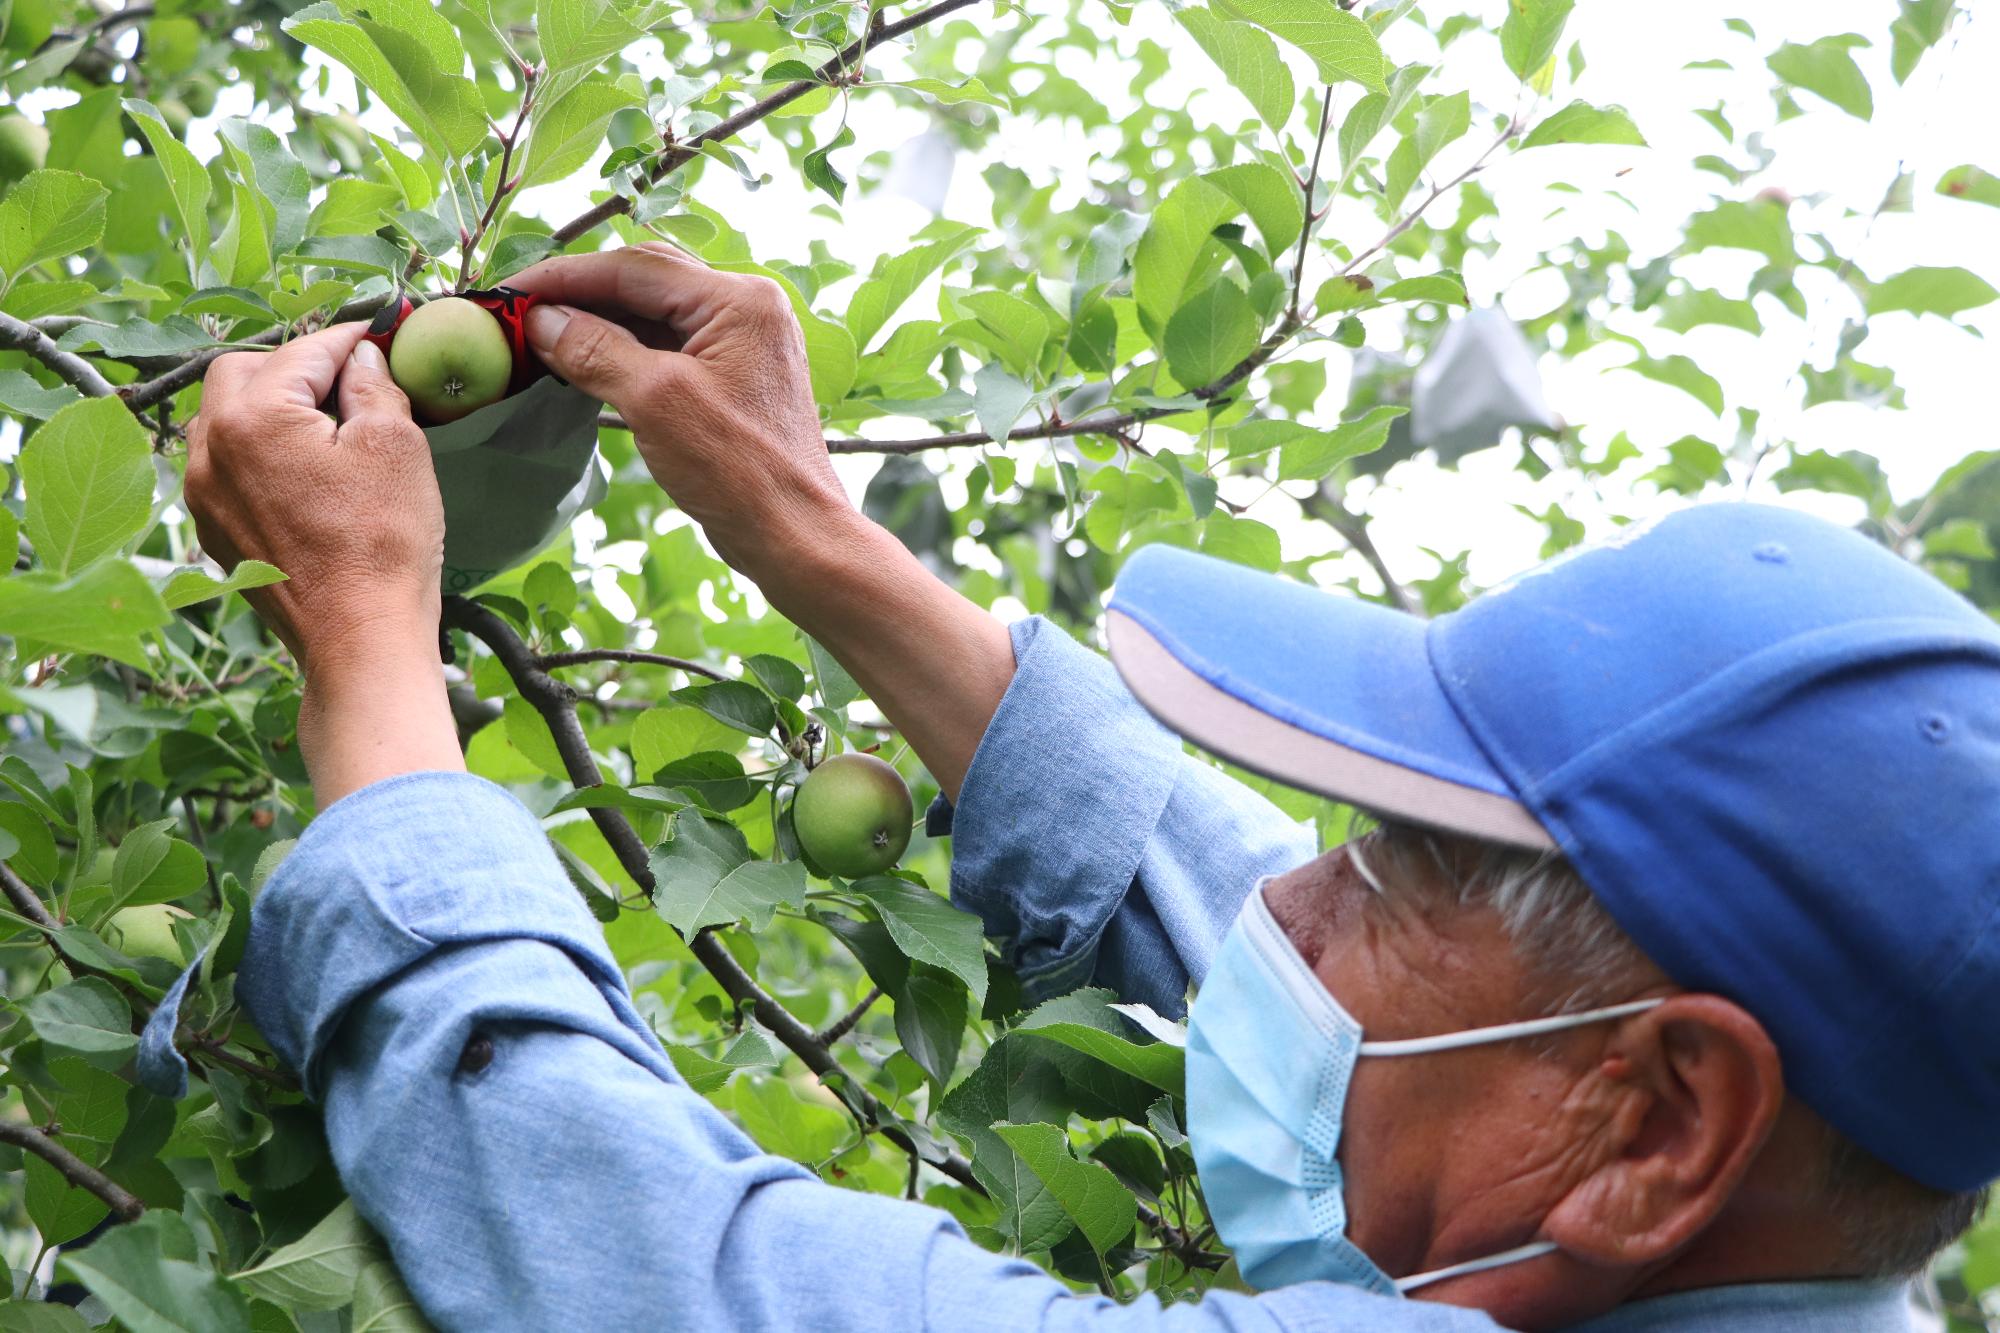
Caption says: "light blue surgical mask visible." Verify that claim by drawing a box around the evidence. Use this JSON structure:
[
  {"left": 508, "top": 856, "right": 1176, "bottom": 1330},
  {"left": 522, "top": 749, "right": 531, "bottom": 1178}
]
[{"left": 1185, "top": 881, "right": 1663, "bottom": 1296}]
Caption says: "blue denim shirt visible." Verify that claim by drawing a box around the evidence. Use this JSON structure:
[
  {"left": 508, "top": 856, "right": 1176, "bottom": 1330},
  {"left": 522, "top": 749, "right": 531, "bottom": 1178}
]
[{"left": 230, "top": 617, "right": 1914, "bottom": 1332}]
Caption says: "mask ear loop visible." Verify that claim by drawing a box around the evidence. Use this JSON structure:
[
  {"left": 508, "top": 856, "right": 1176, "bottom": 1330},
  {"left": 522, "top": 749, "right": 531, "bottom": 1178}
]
[
  {"left": 1394, "top": 1240, "right": 1561, "bottom": 1293},
  {"left": 1358, "top": 997, "right": 1664, "bottom": 1057}
]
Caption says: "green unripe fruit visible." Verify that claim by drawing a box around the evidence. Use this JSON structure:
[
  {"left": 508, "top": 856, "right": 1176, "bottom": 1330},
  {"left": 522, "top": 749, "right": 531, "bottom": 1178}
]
[
  {"left": 0, "top": 113, "right": 49, "bottom": 183},
  {"left": 183, "top": 77, "right": 218, "bottom": 118},
  {"left": 792, "top": 752, "right": 913, "bottom": 879},
  {"left": 389, "top": 297, "right": 513, "bottom": 423},
  {"left": 109, "top": 904, "right": 193, "bottom": 964},
  {"left": 158, "top": 97, "right": 192, "bottom": 138}
]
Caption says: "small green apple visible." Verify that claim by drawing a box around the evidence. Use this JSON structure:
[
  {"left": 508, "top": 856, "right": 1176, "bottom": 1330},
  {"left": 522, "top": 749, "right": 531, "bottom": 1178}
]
[
  {"left": 0, "top": 113, "right": 49, "bottom": 184},
  {"left": 792, "top": 752, "right": 913, "bottom": 879},
  {"left": 108, "top": 904, "right": 194, "bottom": 964},
  {"left": 389, "top": 296, "right": 514, "bottom": 423}
]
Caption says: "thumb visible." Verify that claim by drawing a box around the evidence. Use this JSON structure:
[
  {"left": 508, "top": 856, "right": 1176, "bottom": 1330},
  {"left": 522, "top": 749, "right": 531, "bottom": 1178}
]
[
  {"left": 525, "top": 303, "right": 654, "bottom": 403},
  {"left": 337, "top": 338, "right": 415, "bottom": 426}
]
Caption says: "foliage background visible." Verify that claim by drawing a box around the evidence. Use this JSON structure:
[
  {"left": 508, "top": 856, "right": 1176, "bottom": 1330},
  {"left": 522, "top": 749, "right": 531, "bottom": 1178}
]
[{"left": 0, "top": 0, "right": 1996, "bottom": 1328}]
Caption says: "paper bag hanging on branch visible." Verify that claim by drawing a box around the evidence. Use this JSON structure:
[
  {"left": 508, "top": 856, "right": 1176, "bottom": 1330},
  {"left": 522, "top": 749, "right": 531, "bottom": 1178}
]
[
  {"left": 1410, "top": 306, "right": 1559, "bottom": 465},
  {"left": 365, "top": 288, "right": 606, "bottom": 594}
]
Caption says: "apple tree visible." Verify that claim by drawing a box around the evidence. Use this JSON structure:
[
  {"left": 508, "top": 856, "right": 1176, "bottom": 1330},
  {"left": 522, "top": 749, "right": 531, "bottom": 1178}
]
[{"left": 0, "top": 0, "right": 1996, "bottom": 1328}]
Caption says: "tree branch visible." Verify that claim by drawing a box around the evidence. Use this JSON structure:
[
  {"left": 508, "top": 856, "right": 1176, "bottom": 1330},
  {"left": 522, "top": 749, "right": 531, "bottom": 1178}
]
[
  {"left": 549, "top": 0, "right": 983, "bottom": 246},
  {"left": 442, "top": 596, "right": 988, "bottom": 1189},
  {"left": 0, "top": 312, "right": 119, "bottom": 398},
  {"left": 535, "top": 647, "right": 726, "bottom": 682},
  {"left": 1300, "top": 485, "right": 1422, "bottom": 617},
  {"left": 120, "top": 292, "right": 398, "bottom": 412},
  {"left": 0, "top": 1121, "right": 144, "bottom": 1223},
  {"left": 2, "top": 862, "right": 57, "bottom": 930}
]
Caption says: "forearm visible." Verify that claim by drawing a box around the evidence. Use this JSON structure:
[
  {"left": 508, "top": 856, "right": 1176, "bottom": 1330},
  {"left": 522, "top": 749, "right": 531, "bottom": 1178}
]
[
  {"left": 731, "top": 498, "right": 1014, "bottom": 802},
  {"left": 297, "top": 627, "right": 465, "bottom": 808}
]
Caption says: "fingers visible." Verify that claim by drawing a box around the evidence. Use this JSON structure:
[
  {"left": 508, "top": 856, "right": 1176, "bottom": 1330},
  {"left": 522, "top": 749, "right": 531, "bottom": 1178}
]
[
  {"left": 512, "top": 247, "right": 743, "bottom": 338},
  {"left": 524, "top": 303, "right": 671, "bottom": 403},
  {"left": 336, "top": 338, "right": 414, "bottom": 428},
  {"left": 245, "top": 321, "right": 374, "bottom": 411}
]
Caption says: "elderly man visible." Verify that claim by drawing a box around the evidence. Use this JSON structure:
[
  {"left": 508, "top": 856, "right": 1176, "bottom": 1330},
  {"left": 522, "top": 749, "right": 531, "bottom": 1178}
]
[{"left": 185, "top": 244, "right": 1994, "bottom": 1332}]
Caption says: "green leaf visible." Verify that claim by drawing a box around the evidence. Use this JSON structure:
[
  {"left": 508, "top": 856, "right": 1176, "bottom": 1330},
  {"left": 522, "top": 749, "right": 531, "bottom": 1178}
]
[
  {"left": 666, "top": 1028, "right": 780, "bottom": 1095},
  {"left": 55, "top": 315, "right": 219, "bottom": 359},
  {"left": 159, "top": 560, "right": 286, "bottom": 611},
  {"left": 1865, "top": 265, "right": 1999, "bottom": 319},
  {"left": 232, "top": 1201, "right": 377, "bottom": 1311},
  {"left": 1174, "top": 9, "right": 1295, "bottom": 136},
  {"left": 1277, "top": 405, "right": 1406, "bottom": 481},
  {"left": 845, "top": 224, "right": 981, "bottom": 351},
  {"left": 1684, "top": 199, "right": 1796, "bottom": 267},
  {"left": 670, "top": 680, "right": 778, "bottom": 738},
  {"left": 1937, "top": 164, "right": 2000, "bottom": 209},
  {"left": 653, "top": 825, "right": 806, "bottom": 934},
  {"left": 216, "top": 118, "right": 311, "bottom": 262},
  {"left": 520, "top": 82, "right": 642, "bottom": 188},
  {"left": 1767, "top": 34, "right": 1873, "bottom": 120},
  {"left": 1658, "top": 288, "right": 1762, "bottom": 335},
  {"left": 1499, "top": 0, "right": 1574, "bottom": 81},
  {"left": 59, "top": 1213, "right": 253, "bottom": 1333},
  {"left": 282, "top": 3, "right": 487, "bottom": 160},
  {"left": 1165, "top": 278, "right": 1259, "bottom": 388},
  {"left": 992, "top": 1122, "right": 1138, "bottom": 1257},
  {"left": 111, "top": 818, "right": 206, "bottom": 908},
  {"left": 937, "top": 1037, "right": 1072, "bottom": 1250},
  {"left": 537, "top": 0, "right": 658, "bottom": 72},
  {"left": 0, "top": 170, "right": 109, "bottom": 281},
  {"left": 1378, "top": 273, "right": 1467, "bottom": 306},
  {"left": 850, "top": 875, "right": 988, "bottom": 1002},
  {"left": 1384, "top": 91, "right": 1469, "bottom": 210},
  {"left": 892, "top": 76, "right": 1012, "bottom": 109},
  {"left": 632, "top": 704, "right": 743, "bottom": 776},
  {"left": 349, "top": 1259, "right": 430, "bottom": 1333},
  {"left": 1211, "top": 0, "right": 1388, "bottom": 92},
  {"left": 0, "top": 368, "right": 83, "bottom": 420},
  {"left": 0, "top": 559, "right": 172, "bottom": 667},
  {"left": 895, "top": 968, "right": 969, "bottom": 1088},
  {"left": 1200, "top": 513, "right": 1282, "bottom": 570},
  {"left": 971, "top": 361, "right": 1034, "bottom": 444},
  {"left": 119, "top": 102, "right": 210, "bottom": 279},
  {"left": 0, "top": 1302, "right": 89, "bottom": 1332},
  {"left": 959, "top": 290, "right": 1051, "bottom": 376},
  {"left": 732, "top": 1076, "right": 850, "bottom": 1163},
  {"left": 650, "top": 752, "right": 755, "bottom": 812},
  {"left": 1133, "top": 165, "right": 1300, "bottom": 335},
  {"left": 1016, "top": 990, "right": 1184, "bottom": 1093},
  {"left": 1622, "top": 352, "right": 1724, "bottom": 414},
  {"left": 1520, "top": 101, "right": 1647, "bottom": 149},
  {"left": 26, "top": 977, "right": 137, "bottom": 1067},
  {"left": 802, "top": 124, "right": 856, "bottom": 204}
]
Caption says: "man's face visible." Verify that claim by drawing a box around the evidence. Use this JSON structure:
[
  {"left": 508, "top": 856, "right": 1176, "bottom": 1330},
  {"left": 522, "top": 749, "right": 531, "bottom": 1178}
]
[{"left": 1258, "top": 844, "right": 1662, "bottom": 1304}]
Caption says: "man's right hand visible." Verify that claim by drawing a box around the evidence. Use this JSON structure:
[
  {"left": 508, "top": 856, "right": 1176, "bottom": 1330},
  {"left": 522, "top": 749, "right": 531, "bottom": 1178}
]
[
  {"left": 513, "top": 244, "right": 844, "bottom": 574},
  {"left": 509, "top": 243, "right": 1016, "bottom": 801}
]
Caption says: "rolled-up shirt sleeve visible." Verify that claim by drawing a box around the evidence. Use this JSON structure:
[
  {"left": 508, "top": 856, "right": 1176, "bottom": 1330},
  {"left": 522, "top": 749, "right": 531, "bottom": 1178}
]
[
  {"left": 933, "top": 617, "right": 1318, "bottom": 1015},
  {"left": 238, "top": 772, "right": 1481, "bottom": 1333}
]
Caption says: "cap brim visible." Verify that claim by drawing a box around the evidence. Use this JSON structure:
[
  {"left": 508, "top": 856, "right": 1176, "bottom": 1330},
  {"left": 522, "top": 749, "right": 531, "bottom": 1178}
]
[{"left": 1107, "top": 546, "right": 1553, "bottom": 851}]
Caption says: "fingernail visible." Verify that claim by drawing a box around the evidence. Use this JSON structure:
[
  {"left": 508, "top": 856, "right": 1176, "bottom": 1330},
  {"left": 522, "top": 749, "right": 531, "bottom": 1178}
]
[
  {"left": 351, "top": 340, "right": 385, "bottom": 371},
  {"left": 526, "top": 303, "right": 573, "bottom": 349}
]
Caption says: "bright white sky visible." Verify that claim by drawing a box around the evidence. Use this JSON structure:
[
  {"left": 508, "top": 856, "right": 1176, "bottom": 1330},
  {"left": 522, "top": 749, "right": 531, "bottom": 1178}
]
[{"left": 72, "top": 1, "right": 2000, "bottom": 601}]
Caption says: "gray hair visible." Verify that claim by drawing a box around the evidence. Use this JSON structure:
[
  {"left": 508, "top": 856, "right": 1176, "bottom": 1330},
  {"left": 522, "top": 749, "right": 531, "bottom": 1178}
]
[{"left": 1345, "top": 816, "right": 1989, "bottom": 1278}]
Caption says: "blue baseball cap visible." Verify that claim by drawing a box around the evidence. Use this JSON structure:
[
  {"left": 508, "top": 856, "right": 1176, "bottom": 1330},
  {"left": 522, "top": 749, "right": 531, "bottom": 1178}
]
[{"left": 1106, "top": 503, "right": 2000, "bottom": 1193}]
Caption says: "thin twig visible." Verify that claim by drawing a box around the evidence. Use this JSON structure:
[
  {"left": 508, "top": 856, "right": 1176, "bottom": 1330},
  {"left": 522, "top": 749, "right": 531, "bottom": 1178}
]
[
  {"left": 1286, "top": 87, "right": 1337, "bottom": 325},
  {"left": 549, "top": 0, "right": 983, "bottom": 246},
  {"left": 1300, "top": 485, "right": 1422, "bottom": 616},
  {"left": 441, "top": 596, "right": 985, "bottom": 1191},
  {"left": 0, "top": 1122, "right": 144, "bottom": 1222},
  {"left": 535, "top": 647, "right": 726, "bottom": 682},
  {"left": 1343, "top": 120, "right": 1517, "bottom": 276},
  {"left": 603, "top": 324, "right": 1300, "bottom": 455},
  {"left": 0, "top": 312, "right": 119, "bottom": 397},
  {"left": 816, "top": 986, "right": 881, "bottom": 1044}
]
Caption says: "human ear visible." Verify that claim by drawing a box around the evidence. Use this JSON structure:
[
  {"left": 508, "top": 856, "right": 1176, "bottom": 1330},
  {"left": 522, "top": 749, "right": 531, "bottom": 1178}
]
[{"left": 1541, "top": 995, "right": 1784, "bottom": 1265}]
